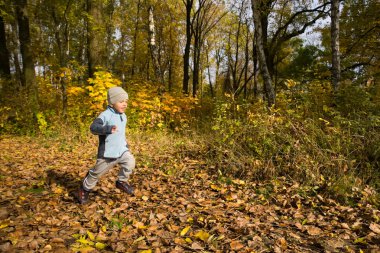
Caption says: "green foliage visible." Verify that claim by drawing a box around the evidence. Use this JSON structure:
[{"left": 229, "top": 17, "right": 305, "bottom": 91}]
[{"left": 205, "top": 81, "right": 380, "bottom": 205}]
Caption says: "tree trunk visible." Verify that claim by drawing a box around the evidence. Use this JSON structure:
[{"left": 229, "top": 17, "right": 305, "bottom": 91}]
[
  {"left": 331, "top": 0, "right": 341, "bottom": 91},
  {"left": 131, "top": 0, "right": 141, "bottom": 77},
  {"left": 87, "top": 0, "right": 106, "bottom": 78},
  {"left": 253, "top": 45, "right": 258, "bottom": 98},
  {"left": 251, "top": 0, "right": 275, "bottom": 107},
  {"left": 148, "top": 6, "right": 163, "bottom": 84},
  {"left": 0, "top": 15, "right": 11, "bottom": 78},
  {"left": 192, "top": 31, "right": 201, "bottom": 97},
  {"left": 182, "top": 0, "right": 193, "bottom": 95},
  {"left": 16, "top": 0, "right": 35, "bottom": 88},
  {"left": 9, "top": 21, "right": 22, "bottom": 86},
  {"left": 243, "top": 21, "right": 249, "bottom": 99},
  {"left": 206, "top": 46, "right": 214, "bottom": 97}
]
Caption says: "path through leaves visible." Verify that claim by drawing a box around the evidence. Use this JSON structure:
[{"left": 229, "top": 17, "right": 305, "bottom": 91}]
[{"left": 0, "top": 136, "right": 379, "bottom": 252}]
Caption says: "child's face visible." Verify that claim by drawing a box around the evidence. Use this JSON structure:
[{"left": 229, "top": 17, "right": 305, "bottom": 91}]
[{"left": 112, "top": 100, "right": 128, "bottom": 113}]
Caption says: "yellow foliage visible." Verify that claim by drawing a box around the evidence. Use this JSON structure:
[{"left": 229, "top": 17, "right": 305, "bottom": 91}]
[
  {"left": 127, "top": 82, "right": 198, "bottom": 130},
  {"left": 86, "top": 71, "right": 122, "bottom": 114},
  {"left": 194, "top": 230, "right": 210, "bottom": 242}
]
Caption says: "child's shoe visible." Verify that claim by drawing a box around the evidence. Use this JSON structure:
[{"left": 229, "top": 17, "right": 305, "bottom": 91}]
[
  {"left": 116, "top": 181, "right": 134, "bottom": 195},
  {"left": 78, "top": 186, "right": 90, "bottom": 204}
]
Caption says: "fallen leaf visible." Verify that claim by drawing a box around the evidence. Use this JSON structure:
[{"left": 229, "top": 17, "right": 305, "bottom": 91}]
[
  {"left": 133, "top": 236, "right": 146, "bottom": 244},
  {"left": 0, "top": 224, "right": 8, "bottom": 229},
  {"left": 369, "top": 223, "right": 380, "bottom": 234},
  {"left": 95, "top": 242, "right": 107, "bottom": 250},
  {"left": 194, "top": 230, "right": 210, "bottom": 242},
  {"left": 180, "top": 226, "right": 191, "bottom": 236},
  {"left": 276, "top": 237, "right": 287, "bottom": 250},
  {"left": 325, "top": 239, "right": 345, "bottom": 249},
  {"left": 139, "top": 250, "right": 152, "bottom": 253},
  {"left": 86, "top": 231, "right": 95, "bottom": 241},
  {"left": 230, "top": 240, "right": 244, "bottom": 250},
  {"left": 306, "top": 225, "right": 322, "bottom": 236},
  {"left": 191, "top": 242, "right": 204, "bottom": 250}
]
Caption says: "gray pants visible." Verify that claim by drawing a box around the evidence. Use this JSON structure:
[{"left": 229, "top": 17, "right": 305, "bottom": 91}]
[{"left": 83, "top": 151, "right": 135, "bottom": 191}]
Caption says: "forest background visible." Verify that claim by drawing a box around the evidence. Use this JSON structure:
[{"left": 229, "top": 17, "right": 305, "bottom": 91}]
[{"left": 0, "top": 0, "right": 380, "bottom": 252}]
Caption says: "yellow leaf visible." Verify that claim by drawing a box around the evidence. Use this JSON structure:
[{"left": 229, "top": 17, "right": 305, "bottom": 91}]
[
  {"left": 185, "top": 238, "right": 193, "bottom": 243},
  {"left": 180, "top": 226, "right": 191, "bottom": 236},
  {"left": 78, "top": 246, "right": 95, "bottom": 253},
  {"left": 101, "top": 225, "right": 107, "bottom": 232},
  {"left": 72, "top": 234, "right": 81, "bottom": 239},
  {"left": 86, "top": 231, "right": 95, "bottom": 241},
  {"left": 95, "top": 242, "right": 107, "bottom": 250},
  {"left": 0, "top": 224, "right": 8, "bottom": 229},
  {"left": 139, "top": 250, "right": 152, "bottom": 253},
  {"left": 77, "top": 236, "right": 94, "bottom": 246},
  {"left": 142, "top": 196, "right": 149, "bottom": 201},
  {"left": 195, "top": 230, "right": 210, "bottom": 242},
  {"left": 133, "top": 236, "right": 145, "bottom": 244},
  {"left": 53, "top": 187, "right": 64, "bottom": 194},
  {"left": 210, "top": 184, "right": 222, "bottom": 191},
  {"left": 232, "top": 179, "right": 245, "bottom": 185}
]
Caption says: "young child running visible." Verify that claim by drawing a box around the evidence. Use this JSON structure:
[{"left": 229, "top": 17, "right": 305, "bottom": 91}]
[{"left": 78, "top": 86, "right": 135, "bottom": 204}]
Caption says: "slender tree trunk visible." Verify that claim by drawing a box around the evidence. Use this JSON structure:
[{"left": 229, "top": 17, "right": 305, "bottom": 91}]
[
  {"left": 215, "top": 48, "right": 221, "bottom": 96},
  {"left": 206, "top": 51, "right": 214, "bottom": 97},
  {"left": 183, "top": 0, "right": 193, "bottom": 95},
  {"left": 168, "top": 25, "right": 174, "bottom": 91},
  {"left": 0, "top": 15, "right": 11, "bottom": 78},
  {"left": 331, "top": 0, "right": 341, "bottom": 91},
  {"left": 148, "top": 6, "right": 163, "bottom": 84},
  {"left": 13, "top": 51, "right": 23, "bottom": 87},
  {"left": 251, "top": 0, "right": 275, "bottom": 107},
  {"left": 192, "top": 32, "right": 201, "bottom": 97},
  {"left": 243, "top": 20, "right": 250, "bottom": 99},
  {"left": 253, "top": 31, "right": 258, "bottom": 98},
  {"left": 131, "top": 0, "right": 141, "bottom": 77}
]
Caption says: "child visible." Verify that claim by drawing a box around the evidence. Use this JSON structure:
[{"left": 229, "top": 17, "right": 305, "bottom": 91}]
[{"left": 78, "top": 86, "right": 136, "bottom": 204}]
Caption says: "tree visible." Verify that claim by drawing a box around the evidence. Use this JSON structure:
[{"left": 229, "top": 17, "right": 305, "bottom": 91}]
[
  {"left": 191, "top": 0, "right": 226, "bottom": 97},
  {"left": 87, "top": 0, "right": 106, "bottom": 78},
  {"left": 16, "top": 0, "right": 35, "bottom": 88},
  {"left": 182, "top": 0, "right": 194, "bottom": 95},
  {"left": 0, "top": 13, "right": 10, "bottom": 78},
  {"left": 339, "top": 0, "right": 379, "bottom": 84},
  {"left": 224, "top": 1, "right": 254, "bottom": 98},
  {"left": 148, "top": 5, "right": 163, "bottom": 84},
  {"left": 331, "top": 0, "right": 341, "bottom": 90},
  {"left": 251, "top": 0, "right": 275, "bottom": 106}
]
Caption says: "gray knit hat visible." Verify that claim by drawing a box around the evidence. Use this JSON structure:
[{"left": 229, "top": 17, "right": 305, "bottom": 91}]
[{"left": 107, "top": 86, "right": 129, "bottom": 105}]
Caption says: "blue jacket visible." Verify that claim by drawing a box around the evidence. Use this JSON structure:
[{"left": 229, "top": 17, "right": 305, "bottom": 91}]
[{"left": 90, "top": 106, "right": 128, "bottom": 158}]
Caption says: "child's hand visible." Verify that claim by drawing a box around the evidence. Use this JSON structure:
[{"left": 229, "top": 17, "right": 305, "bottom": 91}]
[{"left": 111, "top": 126, "right": 118, "bottom": 133}]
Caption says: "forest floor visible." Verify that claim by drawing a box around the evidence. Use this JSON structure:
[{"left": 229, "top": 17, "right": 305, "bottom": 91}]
[{"left": 0, "top": 135, "right": 380, "bottom": 253}]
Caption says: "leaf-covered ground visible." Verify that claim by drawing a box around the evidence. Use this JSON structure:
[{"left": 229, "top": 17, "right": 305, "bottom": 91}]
[{"left": 0, "top": 136, "right": 379, "bottom": 252}]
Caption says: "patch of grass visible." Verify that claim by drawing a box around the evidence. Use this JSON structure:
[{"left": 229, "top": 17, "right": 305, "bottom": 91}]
[
  {"left": 24, "top": 186, "right": 45, "bottom": 194},
  {"left": 108, "top": 215, "right": 132, "bottom": 231}
]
